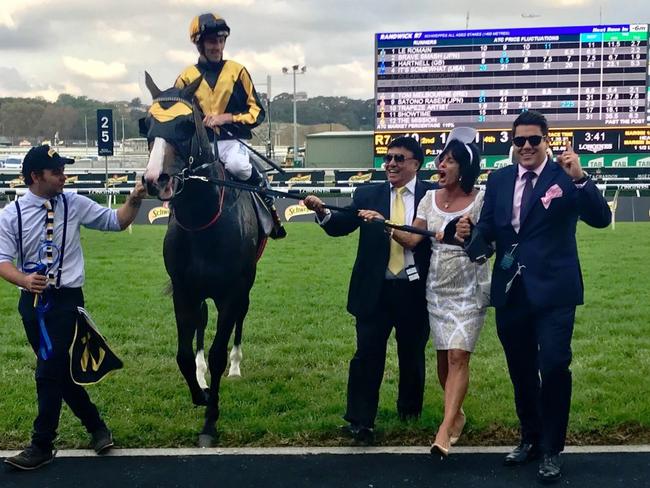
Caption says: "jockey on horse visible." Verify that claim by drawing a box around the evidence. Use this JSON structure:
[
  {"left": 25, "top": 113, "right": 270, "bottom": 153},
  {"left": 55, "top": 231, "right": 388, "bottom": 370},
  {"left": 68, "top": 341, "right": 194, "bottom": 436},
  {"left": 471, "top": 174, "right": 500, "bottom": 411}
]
[{"left": 176, "top": 12, "right": 286, "bottom": 239}]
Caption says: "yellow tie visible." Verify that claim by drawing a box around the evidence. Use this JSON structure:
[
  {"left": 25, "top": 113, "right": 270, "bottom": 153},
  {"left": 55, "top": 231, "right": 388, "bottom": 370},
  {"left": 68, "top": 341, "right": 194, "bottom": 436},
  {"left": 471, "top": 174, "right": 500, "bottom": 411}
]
[{"left": 388, "top": 186, "right": 406, "bottom": 275}]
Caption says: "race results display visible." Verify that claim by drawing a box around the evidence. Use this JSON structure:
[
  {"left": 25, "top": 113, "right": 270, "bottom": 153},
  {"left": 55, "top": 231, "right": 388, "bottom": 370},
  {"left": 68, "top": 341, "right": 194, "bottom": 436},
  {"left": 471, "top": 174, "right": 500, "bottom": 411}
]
[{"left": 374, "top": 24, "right": 650, "bottom": 168}]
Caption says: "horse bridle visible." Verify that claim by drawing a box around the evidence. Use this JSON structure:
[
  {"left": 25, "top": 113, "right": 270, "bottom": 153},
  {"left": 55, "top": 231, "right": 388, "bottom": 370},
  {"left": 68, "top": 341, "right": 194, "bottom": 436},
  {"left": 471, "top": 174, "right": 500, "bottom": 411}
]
[
  {"left": 170, "top": 161, "right": 228, "bottom": 232},
  {"left": 157, "top": 154, "right": 228, "bottom": 232},
  {"left": 173, "top": 158, "right": 227, "bottom": 196}
]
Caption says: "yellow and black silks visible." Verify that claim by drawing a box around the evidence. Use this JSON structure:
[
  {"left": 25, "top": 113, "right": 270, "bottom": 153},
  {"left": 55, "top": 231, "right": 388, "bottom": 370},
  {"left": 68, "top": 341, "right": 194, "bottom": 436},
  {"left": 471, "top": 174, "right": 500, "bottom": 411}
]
[
  {"left": 175, "top": 61, "right": 265, "bottom": 140},
  {"left": 69, "top": 307, "right": 123, "bottom": 386}
]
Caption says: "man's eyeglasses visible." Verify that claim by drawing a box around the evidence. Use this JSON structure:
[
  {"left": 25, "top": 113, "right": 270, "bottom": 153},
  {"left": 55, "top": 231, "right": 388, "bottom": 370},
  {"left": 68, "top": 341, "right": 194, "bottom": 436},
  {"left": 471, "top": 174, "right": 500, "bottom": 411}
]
[
  {"left": 383, "top": 154, "right": 414, "bottom": 164},
  {"left": 513, "top": 135, "right": 544, "bottom": 147}
]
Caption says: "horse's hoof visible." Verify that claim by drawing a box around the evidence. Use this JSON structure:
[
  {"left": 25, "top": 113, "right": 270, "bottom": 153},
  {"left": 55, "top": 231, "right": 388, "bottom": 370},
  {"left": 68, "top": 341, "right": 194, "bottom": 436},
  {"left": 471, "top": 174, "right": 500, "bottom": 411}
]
[
  {"left": 191, "top": 389, "right": 209, "bottom": 407},
  {"left": 227, "top": 367, "right": 241, "bottom": 378},
  {"left": 198, "top": 434, "right": 214, "bottom": 448}
]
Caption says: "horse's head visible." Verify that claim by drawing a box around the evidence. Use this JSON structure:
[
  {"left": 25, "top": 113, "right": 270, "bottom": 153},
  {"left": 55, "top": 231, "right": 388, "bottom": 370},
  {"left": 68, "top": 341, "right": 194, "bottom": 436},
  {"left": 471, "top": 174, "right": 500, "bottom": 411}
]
[{"left": 141, "top": 72, "right": 214, "bottom": 200}]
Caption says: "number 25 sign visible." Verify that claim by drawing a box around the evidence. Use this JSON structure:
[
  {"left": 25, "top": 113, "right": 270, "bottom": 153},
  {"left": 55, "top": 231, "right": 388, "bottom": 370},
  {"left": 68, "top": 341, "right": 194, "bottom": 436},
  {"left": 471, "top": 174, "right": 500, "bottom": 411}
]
[{"left": 97, "top": 109, "right": 114, "bottom": 156}]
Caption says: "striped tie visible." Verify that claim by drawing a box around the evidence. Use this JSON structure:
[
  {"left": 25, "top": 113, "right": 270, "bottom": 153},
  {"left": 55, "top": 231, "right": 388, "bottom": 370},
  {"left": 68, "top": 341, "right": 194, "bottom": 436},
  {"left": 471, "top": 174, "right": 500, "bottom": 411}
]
[
  {"left": 43, "top": 199, "right": 55, "bottom": 287},
  {"left": 388, "top": 186, "right": 406, "bottom": 275}
]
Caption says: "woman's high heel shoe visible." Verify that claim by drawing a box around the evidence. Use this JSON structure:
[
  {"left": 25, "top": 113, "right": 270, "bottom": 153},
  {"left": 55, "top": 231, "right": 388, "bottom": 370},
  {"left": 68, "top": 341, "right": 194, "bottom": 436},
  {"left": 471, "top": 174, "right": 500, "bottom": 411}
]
[
  {"left": 430, "top": 427, "right": 451, "bottom": 458},
  {"left": 430, "top": 442, "right": 449, "bottom": 458},
  {"left": 449, "top": 410, "right": 466, "bottom": 446}
]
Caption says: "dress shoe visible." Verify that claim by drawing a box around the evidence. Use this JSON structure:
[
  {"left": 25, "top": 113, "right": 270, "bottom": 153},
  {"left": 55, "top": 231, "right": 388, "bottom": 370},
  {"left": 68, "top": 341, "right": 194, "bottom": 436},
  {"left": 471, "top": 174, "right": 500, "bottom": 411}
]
[
  {"left": 354, "top": 426, "right": 375, "bottom": 445},
  {"left": 91, "top": 427, "right": 114, "bottom": 454},
  {"left": 503, "top": 442, "right": 541, "bottom": 466},
  {"left": 537, "top": 454, "right": 562, "bottom": 483},
  {"left": 339, "top": 423, "right": 374, "bottom": 444},
  {"left": 4, "top": 445, "right": 56, "bottom": 470},
  {"left": 339, "top": 423, "right": 358, "bottom": 437},
  {"left": 430, "top": 442, "right": 449, "bottom": 458}
]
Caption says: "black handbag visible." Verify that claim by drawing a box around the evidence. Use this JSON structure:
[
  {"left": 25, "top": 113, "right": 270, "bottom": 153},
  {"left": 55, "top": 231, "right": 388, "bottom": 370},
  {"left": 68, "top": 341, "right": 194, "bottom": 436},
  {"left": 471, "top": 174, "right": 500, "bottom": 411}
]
[
  {"left": 441, "top": 216, "right": 494, "bottom": 264},
  {"left": 463, "top": 225, "right": 494, "bottom": 264}
]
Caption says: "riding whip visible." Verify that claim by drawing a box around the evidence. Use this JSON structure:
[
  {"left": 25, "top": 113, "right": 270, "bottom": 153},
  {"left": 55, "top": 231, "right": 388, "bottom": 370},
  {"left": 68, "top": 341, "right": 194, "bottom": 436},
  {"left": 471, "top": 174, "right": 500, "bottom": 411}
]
[{"left": 189, "top": 175, "right": 441, "bottom": 239}]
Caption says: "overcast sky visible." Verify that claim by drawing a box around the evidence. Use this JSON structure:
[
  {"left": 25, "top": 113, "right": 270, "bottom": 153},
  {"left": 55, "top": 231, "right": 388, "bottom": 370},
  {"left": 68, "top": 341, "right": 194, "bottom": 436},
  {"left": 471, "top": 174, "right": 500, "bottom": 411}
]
[{"left": 0, "top": 0, "right": 648, "bottom": 103}]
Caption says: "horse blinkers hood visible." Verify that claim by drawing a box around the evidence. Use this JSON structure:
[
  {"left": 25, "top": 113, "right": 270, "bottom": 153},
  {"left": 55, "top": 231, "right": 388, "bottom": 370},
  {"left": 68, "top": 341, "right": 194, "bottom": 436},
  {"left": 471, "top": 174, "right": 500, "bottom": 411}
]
[{"left": 141, "top": 72, "right": 203, "bottom": 141}]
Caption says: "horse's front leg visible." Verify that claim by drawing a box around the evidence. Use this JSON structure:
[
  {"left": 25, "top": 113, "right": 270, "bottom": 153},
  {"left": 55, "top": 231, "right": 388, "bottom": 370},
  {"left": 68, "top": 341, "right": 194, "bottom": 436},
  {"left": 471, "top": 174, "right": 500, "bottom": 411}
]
[
  {"left": 173, "top": 291, "right": 209, "bottom": 406},
  {"left": 228, "top": 294, "right": 249, "bottom": 377},
  {"left": 199, "top": 300, "right": 240, "bottom": 447}
]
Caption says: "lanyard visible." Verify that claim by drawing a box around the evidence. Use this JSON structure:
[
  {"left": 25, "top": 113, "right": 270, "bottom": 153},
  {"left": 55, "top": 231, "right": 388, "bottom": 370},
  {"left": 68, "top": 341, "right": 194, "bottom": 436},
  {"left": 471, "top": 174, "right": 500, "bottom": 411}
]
[{"left": 15, "top": 194, "right": 69, "bottom": 288}]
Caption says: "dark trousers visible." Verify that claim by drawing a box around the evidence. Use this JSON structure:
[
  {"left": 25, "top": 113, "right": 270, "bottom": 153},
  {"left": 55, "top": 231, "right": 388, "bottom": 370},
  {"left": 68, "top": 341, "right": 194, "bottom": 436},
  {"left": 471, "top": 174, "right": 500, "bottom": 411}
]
[
  {"left": 495, "top": 279, "right": 575, "bottom": 455},
  {"left": 19, "top": 288, "right": 105, "bottom": 450},
  {"left": 344, "top": 279, "right": 430, "bottom": 428}
]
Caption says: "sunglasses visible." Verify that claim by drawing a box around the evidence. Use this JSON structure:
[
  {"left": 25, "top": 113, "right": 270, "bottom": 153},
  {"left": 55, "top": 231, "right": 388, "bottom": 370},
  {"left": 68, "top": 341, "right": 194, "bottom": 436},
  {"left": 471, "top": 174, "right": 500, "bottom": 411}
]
[
  {"left": 383, "top": 154, "right": 414, "bottom": 163},
  {"left": 513, "top": 135, "right": 544, "bottom": 147}
]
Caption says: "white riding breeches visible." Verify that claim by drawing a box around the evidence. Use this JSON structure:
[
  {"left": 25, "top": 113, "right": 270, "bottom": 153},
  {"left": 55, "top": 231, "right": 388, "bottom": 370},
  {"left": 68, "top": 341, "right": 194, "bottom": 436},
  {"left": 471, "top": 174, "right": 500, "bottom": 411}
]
[{"left": 214, "top": 140, "right": 252, "bottom": 180}]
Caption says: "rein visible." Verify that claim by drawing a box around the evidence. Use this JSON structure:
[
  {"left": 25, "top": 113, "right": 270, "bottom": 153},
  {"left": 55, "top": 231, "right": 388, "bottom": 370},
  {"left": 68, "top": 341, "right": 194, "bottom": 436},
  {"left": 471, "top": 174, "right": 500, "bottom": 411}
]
[
  {"left": 161, "top": 155, "right": 441, "bottom": 239},
  {"left": 172, "top": 159, "right": 227, "bottom": 232},
  {"left": 175, "top": 168, "right": 441, "bottom": 239}
]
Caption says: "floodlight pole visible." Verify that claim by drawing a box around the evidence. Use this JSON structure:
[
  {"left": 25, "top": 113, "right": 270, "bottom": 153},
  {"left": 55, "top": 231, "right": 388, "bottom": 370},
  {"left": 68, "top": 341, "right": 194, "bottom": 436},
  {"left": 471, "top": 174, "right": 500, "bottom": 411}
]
[
  {"left": 283, "top": 65, "right": 306, "bottom": 166},
  {"left": 292, "top": 69, "right": 297, "bottom": 163}
]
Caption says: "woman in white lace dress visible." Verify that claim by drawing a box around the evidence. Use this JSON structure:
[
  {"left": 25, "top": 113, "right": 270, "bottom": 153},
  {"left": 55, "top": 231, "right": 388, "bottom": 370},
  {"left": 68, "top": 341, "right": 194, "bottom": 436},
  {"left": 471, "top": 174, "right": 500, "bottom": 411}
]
[{"left": 360, "top": 136, "right": 490, "bottom": 457}]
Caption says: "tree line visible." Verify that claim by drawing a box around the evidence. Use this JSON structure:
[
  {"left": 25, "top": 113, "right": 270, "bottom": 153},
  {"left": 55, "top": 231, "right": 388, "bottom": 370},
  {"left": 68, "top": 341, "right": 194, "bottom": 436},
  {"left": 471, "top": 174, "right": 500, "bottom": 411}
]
[{"left": 0, "top": 93, "right": 375, "bottom": 143}]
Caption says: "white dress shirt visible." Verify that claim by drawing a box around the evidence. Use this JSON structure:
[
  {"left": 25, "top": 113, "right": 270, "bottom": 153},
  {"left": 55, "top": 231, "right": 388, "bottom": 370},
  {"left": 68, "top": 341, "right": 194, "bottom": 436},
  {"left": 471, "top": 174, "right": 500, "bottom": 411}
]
[{"left": 0, "top": 190, "right": 121, "bottom": 288}]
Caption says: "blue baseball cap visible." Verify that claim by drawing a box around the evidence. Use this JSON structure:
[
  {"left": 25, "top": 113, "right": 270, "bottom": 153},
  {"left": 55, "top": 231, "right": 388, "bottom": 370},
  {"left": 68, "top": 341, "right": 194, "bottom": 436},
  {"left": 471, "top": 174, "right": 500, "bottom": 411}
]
[{"left": 22, "top": 145, "right": 74, "bottom": 179}]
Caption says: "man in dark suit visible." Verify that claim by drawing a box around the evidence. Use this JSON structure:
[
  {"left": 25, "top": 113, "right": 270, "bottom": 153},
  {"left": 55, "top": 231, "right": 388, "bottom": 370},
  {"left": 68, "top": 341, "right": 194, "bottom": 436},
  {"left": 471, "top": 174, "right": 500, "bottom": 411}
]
[
  {"left": 304, "top": 136, "right": 435, "bottom": 443},
  {"left": 457, "top": 111, "right": 611, "bottom": 483}
]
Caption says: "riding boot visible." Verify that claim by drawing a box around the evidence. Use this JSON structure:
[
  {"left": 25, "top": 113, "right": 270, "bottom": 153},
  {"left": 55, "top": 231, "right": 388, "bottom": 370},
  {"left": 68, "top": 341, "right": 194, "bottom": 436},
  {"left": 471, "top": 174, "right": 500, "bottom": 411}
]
[{"left": 246, "top": 168, "right": 287, "bottom": 240}]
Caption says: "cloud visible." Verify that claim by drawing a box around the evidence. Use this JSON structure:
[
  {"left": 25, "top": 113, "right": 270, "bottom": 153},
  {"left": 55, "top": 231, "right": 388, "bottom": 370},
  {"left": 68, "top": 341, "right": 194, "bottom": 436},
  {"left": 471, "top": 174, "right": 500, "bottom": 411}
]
[
  {"left": 0, "top": 24, "right": 54, "bottom": 50},
  {"left": 27, "top": 82, "right": 83, "bottom": 101},
  {"left": 0, "top": 0, "right": 43, "bottom": 28},
  {"left": 62, "top": 56, "right": 128, "bottom": 81},
  {"left": 308, "top": 61, "right": 374, "bottom": 99},
  {"left": 108, "top": 29, "right": 135, "bottom": 43},
  {"left": 0, "top": 66, "right": 29, "bottom": 91},
  {"left": 90, "top": 82, "right": 141, "bottom": 100},
  {"left": 0, "top": 79, "right": 83, "bottom": 102},
  {"left": 230, "top": 44, "right": 306, "bottom": 78},
  {"left": 0, "top": 64, "right": 84, "bottom": 101},
  {"left": 166, "top": 0, "right": 254, "bottom": 6},
  {"left": 1, "top": 0, "right": 648, "bottom": 103},
  {"left": 543, "top": 0, "right": 593, "bottom": 6},
  {"left": 88, "top": 22, "right": 153, "bottom": 45},
  {"left": 165, "top": 49, "right": 197, "bottom": 66}
]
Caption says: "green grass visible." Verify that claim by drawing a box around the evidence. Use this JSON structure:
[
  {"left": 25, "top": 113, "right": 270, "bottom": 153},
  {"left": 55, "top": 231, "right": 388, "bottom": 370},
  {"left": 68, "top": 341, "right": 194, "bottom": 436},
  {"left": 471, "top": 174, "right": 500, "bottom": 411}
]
[{"left": 0, "top": 222, "right": 649, "bottom": 448}]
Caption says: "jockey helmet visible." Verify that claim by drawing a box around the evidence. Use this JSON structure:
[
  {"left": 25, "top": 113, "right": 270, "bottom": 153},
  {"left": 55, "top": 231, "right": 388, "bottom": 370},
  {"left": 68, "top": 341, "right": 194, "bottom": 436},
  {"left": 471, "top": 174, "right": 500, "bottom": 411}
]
[{"left": 190, "top": 13, "right": 230, "bottom": 44}]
